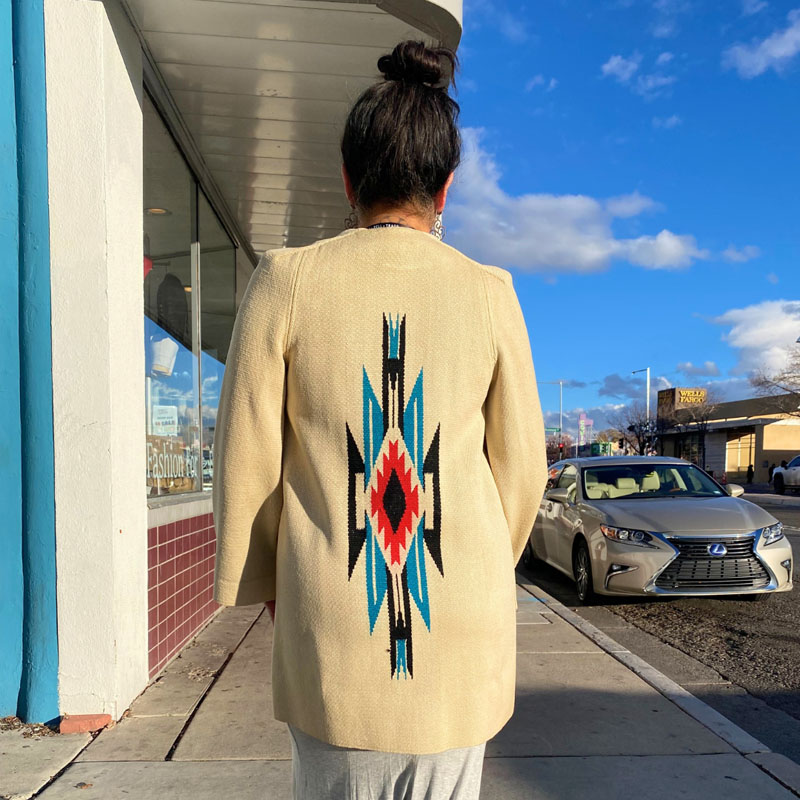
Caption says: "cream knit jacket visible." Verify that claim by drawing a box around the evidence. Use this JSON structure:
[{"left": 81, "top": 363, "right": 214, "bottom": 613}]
[{"left": 213, "top": 226, "right": 547, "bottom": 754}]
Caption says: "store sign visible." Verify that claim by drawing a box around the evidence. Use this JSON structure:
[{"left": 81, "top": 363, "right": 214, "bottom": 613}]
[
  {"left": 677, "top": 388, "right": 707, "bottom": 406},
  {"left": 152, "top": 404, "right": 179, "bottom": 436},
  {"left": 578, "top": 412, "right": 593, "bottom": 446},
  {"left": 146, "top": 435, "right": 198, "bottom": 485},
  {"left": 658, "top": 387, "right": 708, "bottom": 417}
]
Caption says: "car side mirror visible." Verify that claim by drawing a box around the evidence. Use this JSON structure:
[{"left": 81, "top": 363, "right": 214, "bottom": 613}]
[
  {"left": 546, "top": 487, "right": 571, "bottom": 504},
  {"left": 726, "top": 484, "right": 745, "bottom": 497}
]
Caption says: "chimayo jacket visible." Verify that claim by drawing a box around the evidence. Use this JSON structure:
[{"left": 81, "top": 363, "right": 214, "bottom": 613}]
[{"left": 213, "top": 226, "right": 547, "bottom": 754}]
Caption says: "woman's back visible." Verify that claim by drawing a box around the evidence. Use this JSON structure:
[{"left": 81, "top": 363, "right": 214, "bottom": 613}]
[{"left": 213, "top": 224, "right": 546, "bottom": 754}]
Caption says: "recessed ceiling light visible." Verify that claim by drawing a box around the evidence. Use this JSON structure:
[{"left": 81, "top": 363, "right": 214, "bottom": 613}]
[
  {"left": 145, "top": 207, "right": 172, "bottom": 216},
  {"left": 183, "top": 285, "right": 192, "bottom": 292}
]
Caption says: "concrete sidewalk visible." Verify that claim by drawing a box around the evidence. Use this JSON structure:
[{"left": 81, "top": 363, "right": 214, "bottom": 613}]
[{"left": 6, "top": 582, "right": 800, "bottom": 800}]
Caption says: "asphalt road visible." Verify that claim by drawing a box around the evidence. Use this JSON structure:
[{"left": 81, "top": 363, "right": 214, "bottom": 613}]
[{"left": 521, "top": 499, "right": 800, "bottom": 726}]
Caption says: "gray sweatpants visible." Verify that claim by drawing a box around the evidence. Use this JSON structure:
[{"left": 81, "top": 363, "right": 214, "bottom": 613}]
[{"left": 288, "top": 725, "right": 486, "bottom": 800}]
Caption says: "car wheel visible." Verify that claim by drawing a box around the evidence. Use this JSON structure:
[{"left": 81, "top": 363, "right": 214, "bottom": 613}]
[
  {"left": 521, "top": 540, "right": 536, "bottom": 569},
  {"left": 573, "top": 539, "right": 595, "bottom": 605},
  {"left": 775, "top": 475, "right": 785, "bottom": 495}
]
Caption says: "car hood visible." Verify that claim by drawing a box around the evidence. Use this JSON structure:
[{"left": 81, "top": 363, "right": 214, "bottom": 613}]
[{"left": 584, "top": 496, "right": 776, "bottom": 534}]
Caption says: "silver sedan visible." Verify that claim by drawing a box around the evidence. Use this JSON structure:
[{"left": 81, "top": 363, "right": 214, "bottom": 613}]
[{"left": 522, "top": 456, "right": 793, "bottom": 604}]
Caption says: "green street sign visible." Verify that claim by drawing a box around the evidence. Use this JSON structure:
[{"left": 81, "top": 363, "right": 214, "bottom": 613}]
[{"left": 545, "top": 427, "right": 561, "bottom": 433}]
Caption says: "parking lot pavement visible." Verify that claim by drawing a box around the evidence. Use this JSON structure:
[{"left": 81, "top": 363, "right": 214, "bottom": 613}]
[{"left": 26, "top": 587, "right": 800, "bottom": 800}]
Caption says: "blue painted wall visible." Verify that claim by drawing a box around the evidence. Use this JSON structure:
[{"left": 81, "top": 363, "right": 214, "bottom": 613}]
[
  {"left": 10, "top": 0, "right": 59, "bottom": 724},
  {"left": 0, "top": 0, "right": 25, "bottom": 719}
]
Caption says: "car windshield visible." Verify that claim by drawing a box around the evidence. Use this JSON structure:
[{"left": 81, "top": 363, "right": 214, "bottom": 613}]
[{"left": 582, "top": 463, "right": 726, "bottom": 500}]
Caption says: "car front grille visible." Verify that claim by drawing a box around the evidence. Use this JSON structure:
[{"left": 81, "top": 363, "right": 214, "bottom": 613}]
[{"left": 654, "top": 535, "right": 770, "bottom": 591}]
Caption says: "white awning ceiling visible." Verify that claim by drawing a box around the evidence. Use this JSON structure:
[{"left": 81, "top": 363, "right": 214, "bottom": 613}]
[{"left": 124, "top": 0, "right": 462, "bottom": 260}]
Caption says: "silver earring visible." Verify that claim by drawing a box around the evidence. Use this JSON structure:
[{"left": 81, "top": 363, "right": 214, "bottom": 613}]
[
  {"left": 432, "top": 212, "right": 444, "bottom": 241},
  {"left": 345, "top": 209, "right": 358, "bottom": 229}
]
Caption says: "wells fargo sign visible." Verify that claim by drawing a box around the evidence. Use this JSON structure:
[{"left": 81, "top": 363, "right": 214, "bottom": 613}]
[
  {"left": 657, "top": 387, "right": 708, "bottom": 417},
  {"left": 676, "top": 388, "right": 707, "bottom": 406}
]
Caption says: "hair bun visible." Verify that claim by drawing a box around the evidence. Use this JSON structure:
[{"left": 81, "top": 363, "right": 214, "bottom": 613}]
[{"left": 378, "top": 41, "right": 456, "bottom": 89}]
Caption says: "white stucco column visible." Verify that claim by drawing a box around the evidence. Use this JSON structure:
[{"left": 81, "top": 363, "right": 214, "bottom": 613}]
[{"left": 44, "top": 0, "right": 148, "bottom": 717}]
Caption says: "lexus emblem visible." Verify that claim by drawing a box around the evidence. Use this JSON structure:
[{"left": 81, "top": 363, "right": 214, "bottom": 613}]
[{"left": 708, "top": 543, "right": 727, "bottom": 557}]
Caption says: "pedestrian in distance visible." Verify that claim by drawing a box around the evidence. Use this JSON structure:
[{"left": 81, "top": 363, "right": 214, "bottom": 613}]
[
  {"left": 746, "top": 464, "right": 754, "bottom": 484},
  {"left": 212, "top": 40, "right": 547, "bottom": 800},
  {"left": 769, "top": 463, "right": 776, "bottom": 482}
]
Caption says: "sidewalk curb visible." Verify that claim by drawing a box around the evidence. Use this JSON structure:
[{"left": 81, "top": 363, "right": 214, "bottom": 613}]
[
  {"left": 744, "top": 493, "right": 800, "bottom": 508},
  {"left": 515, "top": 574, "right": 800, "bottom": 796}
]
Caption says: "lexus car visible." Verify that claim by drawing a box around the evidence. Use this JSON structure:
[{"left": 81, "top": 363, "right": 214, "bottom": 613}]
[{"left": 523, "top": 456, "right": 793, "bottom": 604}]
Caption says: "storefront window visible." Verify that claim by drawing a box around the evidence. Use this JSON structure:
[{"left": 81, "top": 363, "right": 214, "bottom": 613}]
[
  {"left": 143, "top": 94, "right": 237, "bottom": 497},
  {"left": 198, "top": 191, "right": 236, "bottom": 489}
]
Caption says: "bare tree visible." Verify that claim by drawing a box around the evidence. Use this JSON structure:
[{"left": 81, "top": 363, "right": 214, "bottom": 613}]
[
  {"left": 607, "top": 404, "right": 651, "bottom": 455},
  {"left": 669, "top": 391, "right": 722, "bottom": 467},
  {"left": 595, "top": 427, "right": 623, "bottom": 443},
  {"left": 545, "top": 433, "right": 574, "bottom": 463},
  {"left": 751, "top": 346, "right": 800, "bottom": 418}
]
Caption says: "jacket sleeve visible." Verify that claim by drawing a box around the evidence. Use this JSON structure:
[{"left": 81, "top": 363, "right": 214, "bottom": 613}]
[
  {"left": 212, "top": 250, "right": 299, "bottom": 606},
  {"left": 483, "top": 271, "right": 548, "bottom": 565}
]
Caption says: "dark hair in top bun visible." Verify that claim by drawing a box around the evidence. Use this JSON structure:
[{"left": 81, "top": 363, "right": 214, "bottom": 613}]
[{"left": 341, "top": 41, "right": 461, "bottom": 213}]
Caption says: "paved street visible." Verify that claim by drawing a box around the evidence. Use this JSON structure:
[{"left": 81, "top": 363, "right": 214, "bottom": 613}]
[{"left": 521, "top": 495, "right": 800, "bottom": 765}]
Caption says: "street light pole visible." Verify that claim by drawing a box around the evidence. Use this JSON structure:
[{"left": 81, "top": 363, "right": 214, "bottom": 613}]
[
  {"left": 632, "top": 367, "right": 651, "bottom": 424},
  {"left": 632, "top": 366, "right": 651, "bottom": 454}
]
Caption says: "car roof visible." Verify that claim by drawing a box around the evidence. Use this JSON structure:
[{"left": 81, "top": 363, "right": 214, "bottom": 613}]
[{"left": 563, "top": 456, "right": 688, "bottom": 467}]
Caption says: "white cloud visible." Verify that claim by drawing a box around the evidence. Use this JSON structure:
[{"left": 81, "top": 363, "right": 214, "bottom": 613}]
[
  {"left": 467, "top": 0, "right": 529, "bottom": 43},
  {"left": 651, "top": 0, "right": 691, "bottom": 38},
  {"left": 722, "top": 244, "right": 761, "bottom": 262},
  {"left": 605, "top": 191, "right": 659, "bottom": 217},
  {"left": 767, "top": 272, "right": 779, "bottom": 284},
  {"left": 723, "top": 9, "right": 800, "bottom": 78},
  {"left": 624, "top": 230, "right": 708, "bottom": 268},
  {"left": 543, "top": 403, "right": 627, "bottom": 438},
  {"left": 742, "top": 0, "right": 768, "bottom": 15},
  {"left": 525, "top": 74, "right": 545, "bottom": 90},
  {"left": 656, "top": 51, "right": 675, "bottom": 65},
  {"left": 634, "top": 72, "right": 677, "bottom": 98},
  {"left": 713, "top": 300, "right": 800, "bottom": 375},
  {"left": 677, "top": 360, "right": 721, "bottom": 377},
  {"left": 448, "top": 130, "right": 708, "bottom": 273},
  {"left": 602, "top": 53, "right": 676, "bottom": 99},
  {"left": 652, "top": 20, "right": 677, "bottom": 37},
  {"left": 601, "top": 53, "right": 642, "bottom": 82},
  {"left": 525, "top": 74, "right": 558, "bottom": 92},
  {"left": 653, "top": 113, "right": 682, "bottom": 128}
]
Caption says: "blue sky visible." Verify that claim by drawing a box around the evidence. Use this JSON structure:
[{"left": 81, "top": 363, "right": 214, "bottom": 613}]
[{"left": 446, "top": 0, "right": 800, "bottom": 434}]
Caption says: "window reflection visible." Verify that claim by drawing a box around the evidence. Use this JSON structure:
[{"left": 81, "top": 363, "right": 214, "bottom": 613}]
[
  {"left": 198, "top": 192, "right": 236, "bottom": 490},
  {"left": 143, "top": 93, "right": 238, "bottom": 497},
  {"left": 143, "top": 94, "right": 200, "bottom": 496}
]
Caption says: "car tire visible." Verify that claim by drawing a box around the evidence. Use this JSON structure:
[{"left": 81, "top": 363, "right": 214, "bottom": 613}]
[
  {"left": 521, "top": 540, "right": 536, "bottom": 569},
  {"left": 775, "top": 475, "right": 785, "bottom": 495},
  {"left": 573, "top": 539, "right": 596, "bottom": 605}
]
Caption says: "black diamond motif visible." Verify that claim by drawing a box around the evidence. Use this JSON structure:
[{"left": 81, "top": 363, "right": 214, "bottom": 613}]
[{"left": 383, "top": 469, "right": 407, "bottom": 532}]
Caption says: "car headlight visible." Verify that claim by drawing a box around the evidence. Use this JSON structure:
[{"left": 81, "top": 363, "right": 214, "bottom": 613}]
[
  {"left": 600, "top": 525, "right": 654, "bottom": 547},
  {"left": 762, "top": 522, "right": 784, "bottom": 545}
]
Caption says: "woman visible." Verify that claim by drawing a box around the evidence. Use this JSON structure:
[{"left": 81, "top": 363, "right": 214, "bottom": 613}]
[{"left": 213, "top": 41, "right": 547, "bottom": 799}]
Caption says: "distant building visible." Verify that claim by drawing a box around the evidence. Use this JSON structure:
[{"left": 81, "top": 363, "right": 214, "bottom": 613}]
[{"left": 657, "top": 390, "right": 800, "bottom": 483}]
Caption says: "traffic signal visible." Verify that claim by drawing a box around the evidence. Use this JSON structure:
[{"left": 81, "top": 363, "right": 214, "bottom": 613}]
[{"left": 558, "top": 442, "right": 564, "bottom": 453}]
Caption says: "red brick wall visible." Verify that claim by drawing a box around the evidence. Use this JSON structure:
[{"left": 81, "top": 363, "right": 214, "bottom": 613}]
[{"left": 147, "top": 513, "right": 219, "bottom": 677}]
